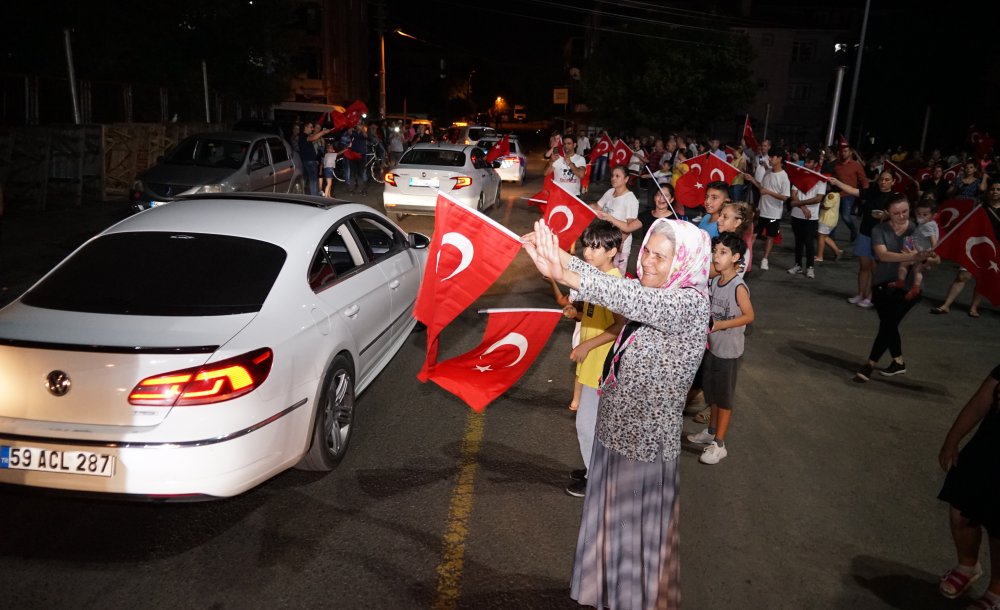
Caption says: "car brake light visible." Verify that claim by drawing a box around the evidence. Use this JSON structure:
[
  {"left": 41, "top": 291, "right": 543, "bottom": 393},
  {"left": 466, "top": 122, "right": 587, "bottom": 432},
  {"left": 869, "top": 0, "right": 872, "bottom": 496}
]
[
  {"left": 503, "top": 156, "right": 521, "bottom": 164},
  {"left": 385, "top": 172, "right": 397, "bottom": 186},
  {"left": 452, "top": 176, "right": 472, "bottom": 190},
  {"left": 128, "top": 348, "right": 273, "bottom": 406}
]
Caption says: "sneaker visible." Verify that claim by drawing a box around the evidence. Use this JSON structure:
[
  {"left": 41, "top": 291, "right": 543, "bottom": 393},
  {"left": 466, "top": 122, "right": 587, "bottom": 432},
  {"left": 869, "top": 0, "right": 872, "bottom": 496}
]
[
  {"left": 569, "top": 468, "right": 587, "bottom": 482},
  {"left": 787, "top": 264, "right": 803, "bottom": 275},
  {"left": 848, "top": 294, "right": 864, "bottom": 305},
  {"left": 880, "top": 360, "right": 907, "bottom": 377},
  {"left": 699, "top": 441, "right": 728, "bottom": 464},
  {"left": 686, "top": 428, "right": 715, "bottom": 444},
  {"left": 857, "top": 298, "right": 874, "bottom": 309},
  {"left": 565, "top": 478, "right": 586, "bottom": 497},
  {"left": 854, "top": 364, "right": 874, "bottom": 382},
  {"left": 805, "top": 267, "right": 815, "bottom": 279},
  {"left": 760, "top": 258, "right": 769, "bottom": 270}
]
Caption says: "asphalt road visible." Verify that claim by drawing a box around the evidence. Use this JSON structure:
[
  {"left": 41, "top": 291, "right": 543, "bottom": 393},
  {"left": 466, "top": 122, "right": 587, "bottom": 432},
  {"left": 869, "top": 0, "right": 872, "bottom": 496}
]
[{"left": 0, "top": 160, "right": 997, "bottom": 609}]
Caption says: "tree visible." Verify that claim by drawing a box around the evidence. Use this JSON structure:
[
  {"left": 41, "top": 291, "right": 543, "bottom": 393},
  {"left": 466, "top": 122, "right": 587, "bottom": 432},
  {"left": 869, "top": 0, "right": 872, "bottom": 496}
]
[{"left": 581, "top": 26, "right": 755, "bottom": 133}]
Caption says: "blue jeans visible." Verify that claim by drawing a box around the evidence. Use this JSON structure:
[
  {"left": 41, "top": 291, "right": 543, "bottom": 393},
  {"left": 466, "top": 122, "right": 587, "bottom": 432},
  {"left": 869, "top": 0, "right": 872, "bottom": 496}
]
[
  {"left": 348, "top": 158, "right": 367, "bottom": 192},
  {"left": 730, "top": 184, "right": 748, "bottom": 202},
  {"left": 304, "top": 162, "right": 319, "bottom": 196},
  {"left": 593, "top": 156, "right": 608, "bottom": 182},
  {"left": 839, "top": 195, "right": 858, "bottom": 240}
]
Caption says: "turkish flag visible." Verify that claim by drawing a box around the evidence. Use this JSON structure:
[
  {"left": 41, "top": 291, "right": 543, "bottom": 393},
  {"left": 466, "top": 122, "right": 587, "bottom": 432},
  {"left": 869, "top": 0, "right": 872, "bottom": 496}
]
[
  {"left": 914, "top": 167, "right": 933, "bottom": 182},
  {"left": 674, "top": 153, "right": 711, "bottom": 207},
  {"left": 580, "top": 163, "right": 592, "bottom": 192},
  {"left": 703, "top": 152, "right": 741, "bottom": 184},
  {"left": 785, "top": 162, "right": 829, "bottom": 194},
  {"left": 526, "top": 174, "right": 556, "bottom": 214},
  {"left": 742, "top": 115, "right": 758, "bottom": 151},
  {"left": 609, "top": 139, "right": 632, "bottom": 168},
  {"left": 589, "top": 133, "right": 614, "bottom": 163},
  {"left": 884, "top": 159, "right": 919, "bottom": 200},
  {"left": 485, "top": 134, "right": 510, "bottom": 164},
  {"left": 333, "top": 99, "right": 368, "bottom": 131},
  {"left": 935, "top": 202, "right": 1000, "bottom": 304},
  {"left": 943, "top": 163, "right": 963, "bottom": 182},
  {"left": 342, "top": 148, "right": 363, "bottom": 161},
  {"left": 425, "top": 308, "right": 563, "bottom": 412},
  {"left": 935, "top": 198, "right": 977, "bottom": 235},
  {"left": 414, "top": 193, "right": 523, "bottom": 379},
  {"left": 967, "top": 126, "right": 994, "bottom": 157},
  {"left": 544, "top": 182, "right": 598, "bottom": 251}
]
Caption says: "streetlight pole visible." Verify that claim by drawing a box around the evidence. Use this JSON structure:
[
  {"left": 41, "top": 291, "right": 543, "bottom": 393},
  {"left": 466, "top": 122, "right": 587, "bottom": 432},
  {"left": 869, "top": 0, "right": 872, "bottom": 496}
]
[{"left": 844, "top": 0, "right": 871, "bottom": 143}]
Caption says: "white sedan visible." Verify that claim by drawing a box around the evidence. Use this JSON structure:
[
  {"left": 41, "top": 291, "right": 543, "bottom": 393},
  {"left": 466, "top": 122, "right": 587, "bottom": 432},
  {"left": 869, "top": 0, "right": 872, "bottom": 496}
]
[
  {"left": 382, "top": 142, "right": 501, "bottom": 220},
  {"left": 0, "top": 194, "right": 428, "bottom": 499}
]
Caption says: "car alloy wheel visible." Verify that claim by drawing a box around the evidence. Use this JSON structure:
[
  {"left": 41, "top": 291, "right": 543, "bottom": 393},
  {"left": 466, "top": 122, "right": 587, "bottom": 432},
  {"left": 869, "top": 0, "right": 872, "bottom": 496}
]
[{"left": 298, "top": 354, "right": 355, "bottom": 471}]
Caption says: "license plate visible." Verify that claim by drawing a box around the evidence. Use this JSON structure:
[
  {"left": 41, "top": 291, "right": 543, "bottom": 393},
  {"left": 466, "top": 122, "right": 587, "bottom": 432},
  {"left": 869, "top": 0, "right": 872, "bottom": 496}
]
[
  {"left": 0, "top": 446, "right": 115, "bottom": 477},
  {"left": 409, "top": 177, "right": 439, "bottom": 187}
]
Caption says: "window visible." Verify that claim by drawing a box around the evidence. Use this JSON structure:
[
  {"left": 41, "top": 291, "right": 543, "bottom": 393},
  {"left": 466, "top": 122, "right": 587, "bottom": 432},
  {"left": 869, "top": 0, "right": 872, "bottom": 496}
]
[
  {"left": 267, "top": 138, "right": 289, "bottom": 164},
  {"left": 399, "top": 149, "right": 465, "bottom": 167},
  {"left": 760, "top": 33, "right": 774, "bottom": 47},
  {"left": 350, "top": 216, "right": 405, "bottom": 263},
  {"left": 787, "top": 83, "right": 813, "bottom": 103},
  {"left": 792, "top": 40, "right": 816, "bottom": 62},
  {"left": 248, "top": 142, "right": 269, "bottom": 169},
  {"left": 308, "top": 225, "right": 363, "bottom": 292},
  {"left": 22, "top": 233, "right": 286, "bottom": 316}
]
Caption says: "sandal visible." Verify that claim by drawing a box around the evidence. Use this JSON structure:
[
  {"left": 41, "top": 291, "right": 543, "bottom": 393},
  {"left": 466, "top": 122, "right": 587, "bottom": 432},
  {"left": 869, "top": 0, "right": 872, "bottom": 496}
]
[
  {"left": 969, "top": 311, "right": 981, "bottom": 318},
  {"left": 693, "top": 409, "right": 711, "bottom": 425},
  {"left": 930, "top": 307, "right": 949, "bottom": 315},
  {"left": 939, "top": 564, "right": 982, "bottom": 599}
]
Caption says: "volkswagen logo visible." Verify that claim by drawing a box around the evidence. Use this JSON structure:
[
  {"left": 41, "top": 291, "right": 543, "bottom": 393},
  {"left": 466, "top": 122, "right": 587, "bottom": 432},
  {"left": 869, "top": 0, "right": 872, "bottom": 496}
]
[{"left": 45, "top": 371, "right": 72, "bottom": 397}]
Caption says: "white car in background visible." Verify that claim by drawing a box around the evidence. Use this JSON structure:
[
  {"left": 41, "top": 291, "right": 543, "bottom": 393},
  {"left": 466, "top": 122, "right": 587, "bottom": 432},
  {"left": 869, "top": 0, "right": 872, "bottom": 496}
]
[
  {"left": 382, "top": 143, "right": 502, "bottom": 220},
  {"left": 0, "top": 195, "right": 428, "bottom": 499},
  {"left": 477, "top": 135, "right": 527, "bottom": 184}
]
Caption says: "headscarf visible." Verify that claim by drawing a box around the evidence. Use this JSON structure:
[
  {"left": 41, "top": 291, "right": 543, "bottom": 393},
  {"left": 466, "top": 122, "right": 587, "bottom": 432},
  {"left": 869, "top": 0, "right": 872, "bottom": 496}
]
[{"left": 635, "top": 218, "right": 711, "bottom": 297}]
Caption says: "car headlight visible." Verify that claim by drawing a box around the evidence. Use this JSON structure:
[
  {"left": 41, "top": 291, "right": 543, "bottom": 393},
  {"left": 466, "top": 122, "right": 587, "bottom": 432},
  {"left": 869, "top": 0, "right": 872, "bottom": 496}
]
[{"left": 191, "top": 184, "right": 224, "bottom": 194}]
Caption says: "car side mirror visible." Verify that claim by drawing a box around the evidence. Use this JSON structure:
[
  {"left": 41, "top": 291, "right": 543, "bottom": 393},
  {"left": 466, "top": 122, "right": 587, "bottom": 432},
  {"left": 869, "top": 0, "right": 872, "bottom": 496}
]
[
  {"left": 408, "top": 232, "right": 430, "bottom": 249},
  {"left": 492, "top": 160, "right": 502, "bottom": 169}
]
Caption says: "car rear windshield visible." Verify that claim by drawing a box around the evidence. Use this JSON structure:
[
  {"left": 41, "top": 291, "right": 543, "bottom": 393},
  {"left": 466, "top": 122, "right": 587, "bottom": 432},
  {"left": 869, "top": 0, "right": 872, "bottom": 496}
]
[
  {"left": 400, "top": 149, "right": 466, "bottom": 167},
  {"left": 166, "top": 138, "right": 249, "bottom": 169},
  {"left": 22, "top": 232, "right": 286, "bottom": 316}
]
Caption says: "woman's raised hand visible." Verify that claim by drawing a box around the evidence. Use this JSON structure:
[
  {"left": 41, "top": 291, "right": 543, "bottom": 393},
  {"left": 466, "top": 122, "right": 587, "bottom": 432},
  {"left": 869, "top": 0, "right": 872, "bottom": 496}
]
[{"left": 521, "top": 220, "right": 565, "bottom": 283}]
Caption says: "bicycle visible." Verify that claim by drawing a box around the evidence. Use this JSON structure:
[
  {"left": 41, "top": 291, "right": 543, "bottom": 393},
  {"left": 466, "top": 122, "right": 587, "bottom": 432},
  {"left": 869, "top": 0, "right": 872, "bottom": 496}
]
[{"left": 331, "top": 152, "right": 386, "bottom": 185}]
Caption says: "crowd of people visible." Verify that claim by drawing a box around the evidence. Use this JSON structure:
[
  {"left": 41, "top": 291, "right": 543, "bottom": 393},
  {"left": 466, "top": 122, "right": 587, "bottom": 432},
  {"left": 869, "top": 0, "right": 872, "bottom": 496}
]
[{"left": 528, "top": 128, "right": 998, "bottom": 609}]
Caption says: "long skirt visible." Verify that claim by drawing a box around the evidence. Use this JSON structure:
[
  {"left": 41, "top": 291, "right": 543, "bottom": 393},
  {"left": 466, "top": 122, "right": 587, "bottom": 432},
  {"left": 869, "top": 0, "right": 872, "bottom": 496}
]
[{"left": 570, "top": 440, "right": 681, "bottom": 609}]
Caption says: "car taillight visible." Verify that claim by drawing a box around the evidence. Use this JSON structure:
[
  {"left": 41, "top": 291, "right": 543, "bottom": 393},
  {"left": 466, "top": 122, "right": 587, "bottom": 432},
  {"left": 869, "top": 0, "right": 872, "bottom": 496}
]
[
  {"left": 452, "top": 176, "right": 472, "bottom": 190},
  {"left": 384, "top": 172, "right": 397, "bottom": 186},
  {"left": 128, "top": 348, "right": 273, "bottom": 406},
  {"left": 502, "top": 156, "right": 521, "bottom": 164}
]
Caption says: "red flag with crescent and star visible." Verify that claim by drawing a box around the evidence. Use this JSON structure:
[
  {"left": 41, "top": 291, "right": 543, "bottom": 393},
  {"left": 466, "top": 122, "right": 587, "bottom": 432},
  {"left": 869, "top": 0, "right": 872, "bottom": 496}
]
[
  {"left": 526, "top": 174, "right": 557, "bottom": 214},
  {"left": 424, "top": 308, "right": 563, "bottom": 412},
  {"left": 784, "top": 161, "right": 829, "bottom": 195},
  {"left": 674, "top": 153, "right": 711, "bottom": 207},
  {"left": 485, "top": 134, "right": 510, "bottom": 164},
  {"left": 543, "top": 181, "right": 599, "bottom": 251},
  {"left": 742, "top": 115, "right": 759, "bottom": 151},
  {"left": 609, "top": 139, "right": 632, "bottom": 168},
  {"left": 414, "top": 193, "right": 523, "bottom": 380},
  {"left": 914, "top": 166, "right": 933, "bottom": 182},
  {"left": 588, "top": 133, "right": 614, "bottom": 163},
  {"left": 883, "top": 159, "right": 919, "bottom": 200},
  {"left": 934, "top": 200, "right": 1000, "bottom": 304},
  {"left": 943, "top": 163, "right": 963, "bottom": 182},
  {"left": 332, "top": 99, "right": 368, "bottom": 131}
]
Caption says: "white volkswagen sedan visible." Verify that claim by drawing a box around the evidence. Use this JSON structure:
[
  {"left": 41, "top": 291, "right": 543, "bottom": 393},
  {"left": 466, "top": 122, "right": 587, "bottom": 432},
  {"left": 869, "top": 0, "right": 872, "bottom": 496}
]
[
  {"left": 0, "top": 194, "right": 428, "bottom": 499},
  {"left": 382, "top": 143, "right": 501, "bottom": 220}
]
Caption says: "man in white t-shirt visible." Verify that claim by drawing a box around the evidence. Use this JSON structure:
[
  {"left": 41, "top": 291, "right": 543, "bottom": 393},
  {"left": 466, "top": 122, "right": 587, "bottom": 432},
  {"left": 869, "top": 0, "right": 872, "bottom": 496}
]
[
  {"left": 577, "top": 131, "right": 591, "bottom": 158},
  {"left": 744, "top": 148, "right": 790, "bottom": 271},
  {"left": 544, "top": 134, "right": 587, "bottom": 196},
  {"left": 787, "top": 150, "right": 827, "bottom": 278}
]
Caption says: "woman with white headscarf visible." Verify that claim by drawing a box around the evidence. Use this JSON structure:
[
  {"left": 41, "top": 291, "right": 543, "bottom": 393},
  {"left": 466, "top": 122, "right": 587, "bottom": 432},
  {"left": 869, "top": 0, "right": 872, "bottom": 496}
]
[{"left": 523, "top": 217, "right": 711, "bottom": 609}]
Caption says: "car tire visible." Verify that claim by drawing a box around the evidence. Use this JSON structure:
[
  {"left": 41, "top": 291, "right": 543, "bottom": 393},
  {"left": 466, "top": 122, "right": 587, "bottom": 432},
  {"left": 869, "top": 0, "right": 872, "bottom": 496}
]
[
  {"left": 297, "top": 353, "right": 355, "bottom": 471},
  {"left": 477, "top": 192, "right": 485, "bottom": 212}
]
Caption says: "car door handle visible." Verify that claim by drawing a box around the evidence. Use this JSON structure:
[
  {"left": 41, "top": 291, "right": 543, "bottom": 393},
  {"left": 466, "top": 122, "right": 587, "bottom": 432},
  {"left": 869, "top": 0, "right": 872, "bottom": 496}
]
[
  {"left": 344, "top": 305, "right": 360, "bottom": 318},
  {"left": 389, "top": 280, "right": 400, "bottom": 290}
]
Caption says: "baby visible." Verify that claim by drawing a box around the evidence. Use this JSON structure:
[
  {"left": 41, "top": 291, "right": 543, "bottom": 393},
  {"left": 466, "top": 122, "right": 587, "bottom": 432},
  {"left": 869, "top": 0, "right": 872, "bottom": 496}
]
[{"left": 889, "top": 200, "right": 939, "bottom": 300}]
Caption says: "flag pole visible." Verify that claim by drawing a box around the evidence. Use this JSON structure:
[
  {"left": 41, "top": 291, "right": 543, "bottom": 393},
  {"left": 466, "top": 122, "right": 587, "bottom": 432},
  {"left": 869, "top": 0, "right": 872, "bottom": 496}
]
[{"left": 644, "top": 164, "right": 678, "bottom": 218}]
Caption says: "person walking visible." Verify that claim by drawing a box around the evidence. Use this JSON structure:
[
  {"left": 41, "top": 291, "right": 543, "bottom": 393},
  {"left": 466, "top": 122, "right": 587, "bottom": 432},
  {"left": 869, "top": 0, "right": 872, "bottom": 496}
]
[
  {"left": 522, "top": 217, "right": 711, "bottom": 610},
  {"left": 744, "top": 148, "right": 790, "bottom": 271},
  {"left": 297, "top": 121, "right": 330, "bottom": 196},
  {"left": 831, "top": 143, "right": 869, "bottom": 241},
  {"left": 937, "top": 364, "right": 1000, "bottom": 607},
  {"left": 853, "top": 194, "right": 938, "bottom": 382},
  {"left": 787, "top": 151, "right": 826, "bottom": 278}
]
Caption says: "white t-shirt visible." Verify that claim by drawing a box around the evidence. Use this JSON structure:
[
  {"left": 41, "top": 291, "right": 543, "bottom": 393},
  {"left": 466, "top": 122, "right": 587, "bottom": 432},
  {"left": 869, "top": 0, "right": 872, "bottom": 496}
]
[
  {"left": 552, "top": 154, "right": 587, "bottom": 196},
  {"left": 577, "top": 136, "right": 591, "bottom": 152},
  {"left": 791, "top": 180, "right": 826, "bottom": 220},
  {"left": 597, "top": 188, "right": 640, "bottom": 260},
  {"left": 323, "top": 151, "right": 338, "bottom": 168},
  {"left": 759, "top": 169, "right": 790, "bottom": 220}
]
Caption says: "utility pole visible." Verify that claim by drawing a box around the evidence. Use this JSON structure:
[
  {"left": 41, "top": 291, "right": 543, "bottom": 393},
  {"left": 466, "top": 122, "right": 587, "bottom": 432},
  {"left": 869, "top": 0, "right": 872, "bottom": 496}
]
[
  {"left": 377, "top": 0, "right": 386, "bottom": 119},
  {"left": 844, "top": 0, "right": 871, "bottom": 143}
]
